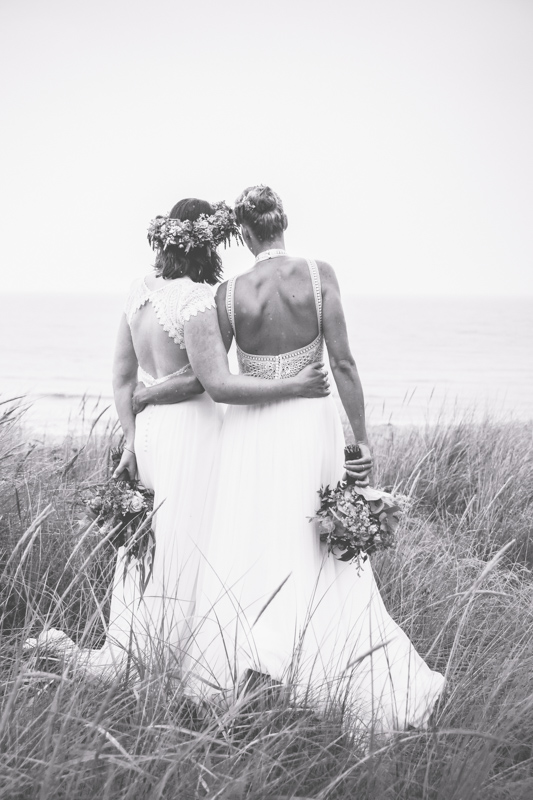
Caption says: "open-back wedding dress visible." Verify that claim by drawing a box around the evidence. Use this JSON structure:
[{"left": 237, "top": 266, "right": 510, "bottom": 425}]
[
  {"left": 191, "top": 259, "right": 444, "bottom": 734},
  {"left": 26, "top": 276, "right": 223, "bottom": 679}
]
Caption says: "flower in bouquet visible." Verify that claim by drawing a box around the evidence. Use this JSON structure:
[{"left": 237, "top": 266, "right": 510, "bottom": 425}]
[
  {"left": 80, "top": 447, "right": 156, "bottom": 594},
  {"left": 309, "top": 444, "right": 409, "bottom": 571}
]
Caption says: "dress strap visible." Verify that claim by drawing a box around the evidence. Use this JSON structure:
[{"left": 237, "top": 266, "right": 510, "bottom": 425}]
[
  {"left": 306, "top": 259, "right": 322, "bottom": 334},
  {"left": 138, "top": 363, "right": 191, "bottom": 387},
  {"left": 226, "top": 276, "right": 237, "bottom": 336},
  {"left": 124, "top": 277, "right": 150, "bottom": 326}
]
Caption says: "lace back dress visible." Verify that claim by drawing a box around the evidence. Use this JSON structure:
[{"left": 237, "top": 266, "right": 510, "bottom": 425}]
[
  {"left": 192, "top": 259, "right": 444, "bottom": 735},
  {"left": 26, "top": 276, "right": 223, "bottom": 680},
  {"left": 125, "top": 275, "right": 217, "bottom": 381}
]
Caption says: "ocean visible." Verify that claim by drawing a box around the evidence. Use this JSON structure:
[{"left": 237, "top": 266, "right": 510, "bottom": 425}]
[{"left": 1, "top": 293, "right": 532, "bottom": 437}]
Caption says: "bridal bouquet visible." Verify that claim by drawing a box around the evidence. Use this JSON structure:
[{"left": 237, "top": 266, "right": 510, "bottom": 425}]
[
  {"left": 81, "top": 448, "right": 156, "bottom": 592},
  {"left": 310, "top": 445, "right": 407, "bottom": 570}
]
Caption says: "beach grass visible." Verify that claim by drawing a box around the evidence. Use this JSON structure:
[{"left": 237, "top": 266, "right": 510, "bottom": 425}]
[{"left": 1, "top": 397, "right": 533, "bottom": 799}]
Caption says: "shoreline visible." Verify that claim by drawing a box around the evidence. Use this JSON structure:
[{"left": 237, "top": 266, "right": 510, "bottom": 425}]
[{"left": 10, "top": 391, "right": 531, "bottom": 446}]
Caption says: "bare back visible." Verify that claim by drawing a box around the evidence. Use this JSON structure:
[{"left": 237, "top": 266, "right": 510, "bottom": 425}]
[
  {"left": 130, "top": 307, "right": 189, "bottom": 378},
  {"left": 124, "top": 275, "right": 215, "bottom": 381},
  {"left": 227, "top": 257, "right": 320, "bottom": 356}
]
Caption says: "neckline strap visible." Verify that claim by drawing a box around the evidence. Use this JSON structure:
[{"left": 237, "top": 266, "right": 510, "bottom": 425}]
[
  {"left": 226, "top": 276, "right": 237, "bottom": 336},
  {"left": 306, "top": 258, "right": 322, "bottom": 335},
  {"left": 254, "top": 248, "right": 288, "bottom": 263}
]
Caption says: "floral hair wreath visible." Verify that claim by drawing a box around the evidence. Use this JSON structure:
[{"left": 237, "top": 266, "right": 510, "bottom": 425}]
[
  {"left": 239, "top": 187, "right": 261, "bottom": 213},
  {"left": 147, "top": 201, "right": 242, "bottom": 254}
]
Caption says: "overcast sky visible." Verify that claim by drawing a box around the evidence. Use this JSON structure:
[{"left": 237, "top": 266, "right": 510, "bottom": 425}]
[{"left": 1, "top": 0, "right": 532, "bottom": 296}]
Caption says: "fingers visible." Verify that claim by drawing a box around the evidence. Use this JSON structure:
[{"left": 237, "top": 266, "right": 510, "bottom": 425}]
[
  {"left": 115, "top": 466, "right": 137, "bottom": 481},
  {"left": 310, "top": 362, "right": 328, "bottom": 377},
  {"left": 344, "top": 472, "right": 370, "bottom": 487},
  {"left": 345, "top": 469, "right": 371, "bottom": 479},
  {"left": 318, "top": 378, "right": 330, "bottom": 396},
  {"left": 113, "top": 453, "right": 137, "bottom": 481},
  {"left": 344, "top": 460, "right": 372, "bottom": 471},
  {"left": 344, "top": 443, "right": 373, "bottom": 484},
  {"left": 345, "top": 460, "right": 372, "bottom": 481}
]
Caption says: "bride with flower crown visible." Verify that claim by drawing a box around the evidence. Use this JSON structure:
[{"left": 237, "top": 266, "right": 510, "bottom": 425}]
[
  {"left": 28, "top": 186, "right": 443, "bottom": 734},
  {"left": 139, "top": 185, "right": 445, "bottom": 734},
  {"left": 24, "top": 198, "right": 328, "bottom": 677}
]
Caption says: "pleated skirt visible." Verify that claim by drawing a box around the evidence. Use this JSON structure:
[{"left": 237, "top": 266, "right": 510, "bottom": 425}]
[{"left": 191, "top": 395, "right": 444, "bottom": 733}]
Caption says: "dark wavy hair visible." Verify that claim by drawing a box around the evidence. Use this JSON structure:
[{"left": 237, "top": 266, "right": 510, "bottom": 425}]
[
  {"left": 154, "top": 198, "right": 223, "bottom": 285},
  {"left": 234, "top": 185, "right": 288, "bottom": 242}
]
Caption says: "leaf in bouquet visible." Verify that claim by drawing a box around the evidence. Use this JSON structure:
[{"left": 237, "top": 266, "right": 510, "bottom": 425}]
[
  {"left": 319, "top": 516, "right": 336, "bottom": 534},
  {"left": 384, "top": 503, "right": 401, "bottom": 515},
  {"left": 351, "top": 485, "right": 384, "bottom": 502},
  {"left": 339, "top": 550, "right": 356, "bottom": 562},
  {"left": 318, "top": 484, "right": 338, "bottom": 510}
]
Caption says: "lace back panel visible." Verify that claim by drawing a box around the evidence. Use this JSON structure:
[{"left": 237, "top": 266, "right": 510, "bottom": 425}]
[
  {"left": 226, "top": 259, "right": 323, "bottom": 380},
  {"left": 125, "top": 277, "right": 215, "bottom": 349}
]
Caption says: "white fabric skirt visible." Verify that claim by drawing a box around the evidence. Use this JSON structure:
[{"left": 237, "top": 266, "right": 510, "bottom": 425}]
[
  {"left": 191, "top": 395, "right": 444, "bottom": 733},
  {"left": 27, "top": 394, "right": 223, "bottom": 680}
]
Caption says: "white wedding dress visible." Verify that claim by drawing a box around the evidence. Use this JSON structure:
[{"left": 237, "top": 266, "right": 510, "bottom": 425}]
[
  {"left": 191, "top": 260, "right": 444, "bottom": 734},
  {"left": 25, "top": 276, "right": 223, "bottom": 680}
]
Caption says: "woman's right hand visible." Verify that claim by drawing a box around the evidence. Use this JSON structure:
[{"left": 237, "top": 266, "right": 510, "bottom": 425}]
[
  {"left": 344, "top": 442, "right": 372, "bottom": 486},
  {"left": 295, "top": 362, "right": 330, "bottom": 398},
  {"left": 131, "top": 382, "right": 148, "bottom": 415}
]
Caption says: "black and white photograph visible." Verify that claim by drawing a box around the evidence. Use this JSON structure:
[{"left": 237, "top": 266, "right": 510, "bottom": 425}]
[{"left": 1, "top": 0, "right": 532, "bottom": 797}]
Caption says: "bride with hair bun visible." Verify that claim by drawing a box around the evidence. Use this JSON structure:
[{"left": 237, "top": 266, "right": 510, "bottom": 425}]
[{"left": 187, "top": 185, "right": 445, "bottom": 735}]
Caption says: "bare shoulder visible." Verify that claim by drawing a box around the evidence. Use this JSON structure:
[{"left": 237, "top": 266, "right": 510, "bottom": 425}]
[
  {"left": 215, "top": 279, "right": 229, "bottom": 307},
  {"left": 315, "top": 260, "right": 339, "bottom": 292},
  {"left": 214, "top": 279, "right": 233, "bottom": 345}
]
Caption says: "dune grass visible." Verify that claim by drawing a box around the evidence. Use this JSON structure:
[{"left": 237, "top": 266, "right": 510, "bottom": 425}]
[{"left": 1, "top": 397, "right": 533, "bottom": 799}]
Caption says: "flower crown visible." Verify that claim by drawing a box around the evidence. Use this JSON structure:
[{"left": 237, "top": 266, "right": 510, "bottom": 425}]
[{"left": 147, "top": 201, "right": 242, "bottom": 254}]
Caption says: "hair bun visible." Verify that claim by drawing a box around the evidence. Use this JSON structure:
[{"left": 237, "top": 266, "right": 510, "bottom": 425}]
[
  {"left": 234, "top": 184, "right": 288, "bottom": 241},
  {"left": 254, "top": 189, "right": 277, "bottom": 214}
]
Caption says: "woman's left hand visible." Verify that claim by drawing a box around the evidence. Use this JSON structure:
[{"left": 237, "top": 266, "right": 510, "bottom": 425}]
[
  {"left": 113, "top": 448, "right": 137, "bottom": 480},
  {"left": 344, "top": 443, "right": 372, "bottom": 487}
]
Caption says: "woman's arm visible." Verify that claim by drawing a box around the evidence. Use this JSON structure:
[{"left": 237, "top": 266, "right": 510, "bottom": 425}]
[
  {"left": 111, "top": 316, "right": 138, "bottom": 479},
  {"left": 215, "top": 280, "right": 234, "bottom": 352},
  {"left": 183, "top": 307, "right": 328, "bottom": 404},
  {"left": 319, "top": 261, "right": 372, "bottom": 485},
  {"left": 131, "top": 373, "right": 204, "bottom": 415}
]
